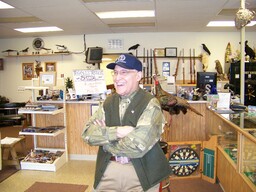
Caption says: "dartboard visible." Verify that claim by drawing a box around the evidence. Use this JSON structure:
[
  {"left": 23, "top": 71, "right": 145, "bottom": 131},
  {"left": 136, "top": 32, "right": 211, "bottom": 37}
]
[{"left": 169, "top": 147, "right": 200, "bottom": 176}]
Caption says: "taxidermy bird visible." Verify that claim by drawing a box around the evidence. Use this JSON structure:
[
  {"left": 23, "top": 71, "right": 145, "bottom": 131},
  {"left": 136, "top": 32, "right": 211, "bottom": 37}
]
[
  {"left": 128, "top": 44, "right": 140, "bottom": 51},
  {"left": 56, "top": 44, "right": 67, "bottom": 50},
  {"left": 215, "top": 60, "right": 223, "bottom": 75},
  {"left": 20, "top": 47, "right": 29, "bottom": 53},
  {"left": 215, "top": 60, "right": 227, "bottom": 80},
  {"left": 224, "top": 83, "right": 235, "bottom": 90},
  {"left": 153, "top": 75, "right": 203, "bottom": 116},
  {"left": 225, "top": 42, "right": 232, "bottom": 63},
  {"left": 2, "top": 49, "right": 18, "bottom": 53},
  {"left": 202, "top": 44, "right": 211, "bottom": 55},
  {"left": 245, "top": 40, "right": 255, "bottom": 59},
  {"left": 201, "top": 53, "right": 209, "bottom": 72}
]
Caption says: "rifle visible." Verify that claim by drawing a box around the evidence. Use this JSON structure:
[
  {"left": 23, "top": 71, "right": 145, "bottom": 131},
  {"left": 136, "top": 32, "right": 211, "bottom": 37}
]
[
  {"left": 150, "top": 49, "right": 153, "bottom": 84},
  {"left": 182, "top": 48, "right": 185, "bottom": 84},
  {"left": 189, "top": 48, "right": 193, "bottom": 84},
  {"left": 173, "top": 50, "right": 182, "bottom": 80},
  {"left": 146, "top": 49, "right": 149, "bottom": 84},
  {"left": 143, "top": 48, "right": 146, "bottom": 84},
  {"left": 153, "top": 49, "right": 159, "bottom": 75},
  {"left": 193, "top": 49, "right": 196, "bottom": 84}
]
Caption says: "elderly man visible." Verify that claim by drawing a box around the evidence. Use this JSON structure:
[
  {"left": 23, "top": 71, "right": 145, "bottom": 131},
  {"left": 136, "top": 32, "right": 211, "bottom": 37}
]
[{"left": 82, "top": 53, "right": 170, "bottom": 192}]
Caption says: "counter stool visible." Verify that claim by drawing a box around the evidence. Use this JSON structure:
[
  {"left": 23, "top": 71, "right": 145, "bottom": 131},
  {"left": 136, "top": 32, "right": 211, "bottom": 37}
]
[{"left": 1, "top": 136, "right": 26, "bottom": 169}]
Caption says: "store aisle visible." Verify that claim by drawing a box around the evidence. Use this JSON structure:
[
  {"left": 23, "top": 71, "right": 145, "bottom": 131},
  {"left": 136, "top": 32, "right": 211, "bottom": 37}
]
[{"left": 0, "top": 160, "right": 224, "bottom": 192}]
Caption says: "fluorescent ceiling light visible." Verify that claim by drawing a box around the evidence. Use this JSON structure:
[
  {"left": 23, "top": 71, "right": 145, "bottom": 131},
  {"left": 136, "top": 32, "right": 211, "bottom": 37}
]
[
  {"left": 14, "top": 26, "right": 63, "bottom": 33},
  {"left": 102, "top": 58, "right": 113, "bottom": 61},
  {"left": 96, "top": 10, "right": 155, "bottom": 19},
  {"left": 207, "top": 21, "right": 256, "bottom": 27},
  {"left": 244, "top": 21, "right": 256, "bottom": 26},
  {"left": 0, "top": 1, "right": 14, "bottom": 9}
]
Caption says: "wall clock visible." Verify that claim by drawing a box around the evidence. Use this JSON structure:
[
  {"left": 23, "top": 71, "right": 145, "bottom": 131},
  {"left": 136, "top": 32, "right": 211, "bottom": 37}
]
[{"left": 32, "top": 38, "right": 44, "bottom": 50}]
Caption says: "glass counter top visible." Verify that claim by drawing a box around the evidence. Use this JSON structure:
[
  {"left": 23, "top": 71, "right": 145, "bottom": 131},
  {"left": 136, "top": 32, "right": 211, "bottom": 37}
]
[{"left": 220, "top": 112, "right": 256, "bottom": 129}]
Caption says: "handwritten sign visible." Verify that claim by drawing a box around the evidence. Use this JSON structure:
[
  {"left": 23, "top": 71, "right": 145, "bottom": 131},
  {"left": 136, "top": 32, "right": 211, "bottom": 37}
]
[{"left": 73, "top": 69, "right": 107, "bottom": 95}]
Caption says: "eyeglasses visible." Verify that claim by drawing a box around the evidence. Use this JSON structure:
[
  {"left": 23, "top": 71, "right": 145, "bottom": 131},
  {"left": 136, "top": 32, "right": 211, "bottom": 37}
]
[{"left": 111, "top": 70, "right": 136, "bottom": 77}]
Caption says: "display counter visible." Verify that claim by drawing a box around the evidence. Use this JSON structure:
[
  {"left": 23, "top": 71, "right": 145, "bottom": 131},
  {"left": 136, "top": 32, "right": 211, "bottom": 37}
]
[
  {"left": 206, "top": 109, "right": 256, "bottom": 192},
  {"left": 66, "top": 101, "right": 100, "bottom": 160}
]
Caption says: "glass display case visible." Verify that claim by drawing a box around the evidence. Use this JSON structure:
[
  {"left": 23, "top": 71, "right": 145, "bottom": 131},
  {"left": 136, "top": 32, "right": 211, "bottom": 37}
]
[
  {"left": 210, "top": 113, "right": 239, "bottom": 164},
  {"left": 207, "top": 110, "right": 256, "bottom": 191},
  {"left": 241, "top": 135, "right": 256, "bottom": 187},
  {"left": 228, "top": 112, "right": 256, "bottom": 129}
]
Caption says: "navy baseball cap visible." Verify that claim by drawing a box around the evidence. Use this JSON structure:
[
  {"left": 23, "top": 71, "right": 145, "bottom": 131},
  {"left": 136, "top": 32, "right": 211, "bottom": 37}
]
[{"left": 106, "top": 53, "right": 142, "bottom": 71}]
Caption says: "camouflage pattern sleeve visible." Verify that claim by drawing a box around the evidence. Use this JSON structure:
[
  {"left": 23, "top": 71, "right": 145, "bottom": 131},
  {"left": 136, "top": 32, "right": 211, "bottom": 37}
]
[
  {"left": 103, "top": 98, "right": 166, "bottom": 158},
  {"left": 81, "top": 102, "right": 118, "bottom": 146}
]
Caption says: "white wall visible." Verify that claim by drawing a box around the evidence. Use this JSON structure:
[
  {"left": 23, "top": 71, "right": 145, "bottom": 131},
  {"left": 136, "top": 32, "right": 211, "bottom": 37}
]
[{"left": 0, "top": 32, "right": 255, "bottom": 102}]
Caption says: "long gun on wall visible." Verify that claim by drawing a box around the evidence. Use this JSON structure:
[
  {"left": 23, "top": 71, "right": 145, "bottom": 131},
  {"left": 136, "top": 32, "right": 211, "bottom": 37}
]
[
  {"left": 189, "top": 48, "right": 193, "bottom": 84},
  {"left": 143, "top": 48, "right": 146, "bottom": 84},
  {"left": 150, "top": 49, "right": 153, "bottom": 84},
  {"left": 193, "top": 49, "right": 196, "bottom": 84},
  {"left": 173, "top": 50, "right": 182, "bottom": 81},
  {"left": 146, "top": 49, "right": 149, "bottom": 84},
  {"left": 182, "top": 48, "right": 185, "bottom": 84}
]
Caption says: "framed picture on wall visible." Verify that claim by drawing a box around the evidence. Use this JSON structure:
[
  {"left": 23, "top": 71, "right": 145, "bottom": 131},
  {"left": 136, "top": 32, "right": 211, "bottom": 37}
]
[
  {"left": 154, "top": 48, "right": 165, "bottom": 57},
  {"left": 165, "top": 47, "right": 177, "bottom": 57},
  {"left": 22, "top": 63, "right": 34, "bottom": 80},
  {"left": 45, "top": 62, "right": 56, "bottom": 72},
  {"left": 39, "top": 72, "right": 57, "bottom": 87}
]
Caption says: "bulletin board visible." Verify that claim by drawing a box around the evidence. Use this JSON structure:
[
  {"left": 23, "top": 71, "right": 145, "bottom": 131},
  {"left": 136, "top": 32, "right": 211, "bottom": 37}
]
[{"left": 73, "top": 69, "right": 107, "bottom": 95}]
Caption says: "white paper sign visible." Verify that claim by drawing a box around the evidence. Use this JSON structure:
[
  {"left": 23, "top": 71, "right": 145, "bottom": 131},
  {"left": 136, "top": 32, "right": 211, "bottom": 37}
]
[
  {"left": 73, "top": 69, "right": 107, "bottom": 95},
  {"left": 217, "top": 92, "right": 231, "bottom": 109}
]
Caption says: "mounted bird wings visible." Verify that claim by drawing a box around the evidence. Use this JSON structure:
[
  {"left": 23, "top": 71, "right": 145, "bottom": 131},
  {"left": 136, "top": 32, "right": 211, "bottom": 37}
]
[{"left": 153, "top": 75, "right": 203, "bottom": 116}]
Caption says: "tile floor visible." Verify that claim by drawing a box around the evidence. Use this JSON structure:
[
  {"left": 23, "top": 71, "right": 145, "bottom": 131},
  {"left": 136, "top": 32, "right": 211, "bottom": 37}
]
[
  {"left": 0, "top": 160, "right": 96, "bottom": 192},
  {"left": 0, "top": 160, "right": 224, "bottom": 192}
]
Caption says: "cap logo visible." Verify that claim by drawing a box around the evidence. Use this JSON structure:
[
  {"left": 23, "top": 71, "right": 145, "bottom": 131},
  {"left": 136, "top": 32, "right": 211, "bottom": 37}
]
[{"left": 116, "top": 54, "right": 126, "bottom": 63}]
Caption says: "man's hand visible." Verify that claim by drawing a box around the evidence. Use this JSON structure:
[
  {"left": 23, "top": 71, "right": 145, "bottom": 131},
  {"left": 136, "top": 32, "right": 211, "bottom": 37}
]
[
  {"left": 93, "top": 119, "right": 106, "bottom": 127},
  {"left": 117, "top": 126, "right": 134, "bottom": 138}
]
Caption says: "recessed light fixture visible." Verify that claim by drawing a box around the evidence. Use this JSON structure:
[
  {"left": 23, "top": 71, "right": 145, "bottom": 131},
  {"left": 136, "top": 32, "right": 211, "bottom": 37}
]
[
  {"left": 0, "top": 1, "right": 14, "bottom": 9},
  {"left": 14, "top": 26, "right": 63, "bottom": 33},
  {"left": 102, "top": 58, "right": 113, "bottom": 61},
  {"left": 96, "top": 10, "right": 155, "bottom": 19},
  {"left": 207, "top": 21, "right": 256, "bottom": 27}
]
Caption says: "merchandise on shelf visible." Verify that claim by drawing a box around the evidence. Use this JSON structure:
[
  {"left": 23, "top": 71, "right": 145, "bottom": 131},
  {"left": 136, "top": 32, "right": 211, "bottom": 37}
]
[
  {"left": 22, "top": 126, "right": 65, "bottom": 133},
  {"left": 23, "top": 150, "right": 64, "bottom": 164}
]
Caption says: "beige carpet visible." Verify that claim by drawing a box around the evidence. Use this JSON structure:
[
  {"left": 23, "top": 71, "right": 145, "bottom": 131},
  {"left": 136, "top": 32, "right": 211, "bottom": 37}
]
[{"left": 25, "top": 182, "right": 88, "bottom": 192}]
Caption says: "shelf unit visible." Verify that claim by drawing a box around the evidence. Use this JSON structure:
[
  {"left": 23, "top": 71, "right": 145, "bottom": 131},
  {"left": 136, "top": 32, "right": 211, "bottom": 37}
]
[
  {"left": 4, "top": 52, "right": 70, "bottom": 57},
  {"left": 103, "top": 53, "right": 202, "bottom": 60},
  {"left": 18, "top": 78, "right": 67, "bottom": 172}
]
